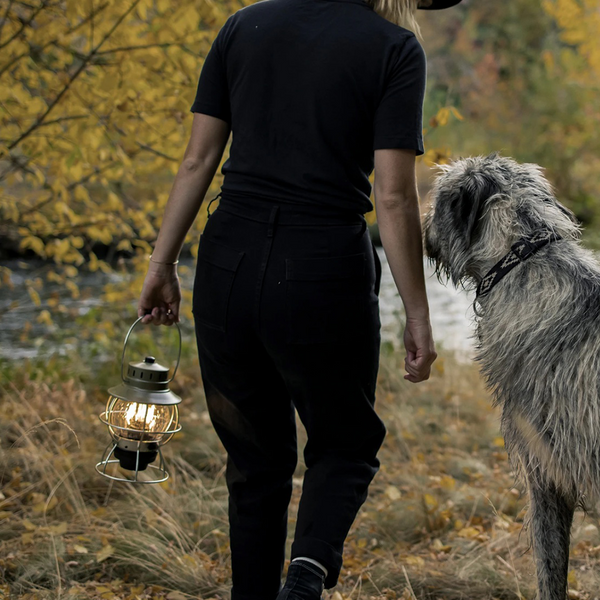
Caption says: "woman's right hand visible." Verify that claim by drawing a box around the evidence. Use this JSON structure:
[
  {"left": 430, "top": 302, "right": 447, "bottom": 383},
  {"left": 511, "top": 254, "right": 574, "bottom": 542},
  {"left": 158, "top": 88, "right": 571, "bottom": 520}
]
[
  {"left": 402, "top": 317, "right": 437, "bottom": 382},
  {"left": 137, "top": 264, "right": 181, "bottom": 326}
]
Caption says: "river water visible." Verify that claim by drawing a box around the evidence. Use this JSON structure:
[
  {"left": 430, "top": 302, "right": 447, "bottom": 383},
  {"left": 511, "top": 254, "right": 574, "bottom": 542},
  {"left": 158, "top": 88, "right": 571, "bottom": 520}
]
[
  {"left": 0, "top": 247, "right": 477, "bottom": 363},
  {"left": 376, "top": 247, "right": 476, "bottom": 359}
]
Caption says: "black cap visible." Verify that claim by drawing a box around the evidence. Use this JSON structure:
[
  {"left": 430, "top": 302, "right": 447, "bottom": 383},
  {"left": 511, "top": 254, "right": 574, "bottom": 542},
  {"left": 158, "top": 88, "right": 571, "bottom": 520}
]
[{"left": 418, "top": 0, "right": 463, "bottom": 9}]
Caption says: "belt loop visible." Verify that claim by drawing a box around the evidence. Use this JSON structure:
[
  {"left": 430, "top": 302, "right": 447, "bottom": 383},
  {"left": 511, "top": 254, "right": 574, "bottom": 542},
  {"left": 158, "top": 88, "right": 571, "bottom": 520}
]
[
  {"left": 267, "top": 205, "right": 279, "bottom": 238},
  {"left": 206, "top": 192, "right": 222, "bottom": 220}
]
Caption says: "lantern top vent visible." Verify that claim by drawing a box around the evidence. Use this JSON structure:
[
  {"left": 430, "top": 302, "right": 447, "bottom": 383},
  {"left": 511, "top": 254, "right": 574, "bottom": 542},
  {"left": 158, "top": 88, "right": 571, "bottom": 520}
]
[{"left": 123, "top": 355, "right": 171, "bottom": 391}]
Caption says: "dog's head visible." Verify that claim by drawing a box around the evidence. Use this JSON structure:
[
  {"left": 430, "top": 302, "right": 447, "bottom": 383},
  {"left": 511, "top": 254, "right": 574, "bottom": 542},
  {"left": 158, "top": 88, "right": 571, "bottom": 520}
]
[{"left": 423, "top": 152, "right": 581, "bottom": 288}]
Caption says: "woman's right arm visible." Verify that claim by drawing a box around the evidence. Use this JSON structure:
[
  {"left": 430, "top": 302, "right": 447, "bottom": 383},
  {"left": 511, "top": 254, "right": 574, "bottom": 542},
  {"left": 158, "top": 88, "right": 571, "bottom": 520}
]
[{"left": 374, "top": 147, "right": 437, "bottom": 382}]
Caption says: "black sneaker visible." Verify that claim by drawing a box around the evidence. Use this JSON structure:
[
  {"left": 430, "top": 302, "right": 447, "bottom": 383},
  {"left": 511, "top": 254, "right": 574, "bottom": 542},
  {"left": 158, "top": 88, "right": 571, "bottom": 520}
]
[{"left": 276, "top": 560, "right": 326, "bottom": 600}]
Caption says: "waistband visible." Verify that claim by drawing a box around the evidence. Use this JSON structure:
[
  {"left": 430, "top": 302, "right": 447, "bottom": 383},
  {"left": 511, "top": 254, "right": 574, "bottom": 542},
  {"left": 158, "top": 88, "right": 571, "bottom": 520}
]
[{"left": 208, "top": 191, "right": 366, "bottom": 226}]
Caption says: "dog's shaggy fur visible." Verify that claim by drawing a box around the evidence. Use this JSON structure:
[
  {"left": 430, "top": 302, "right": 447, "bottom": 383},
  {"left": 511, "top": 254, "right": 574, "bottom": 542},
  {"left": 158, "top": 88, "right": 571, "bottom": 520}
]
[{"left": 423, "top": 152, "right": 600, "bottom": 600}]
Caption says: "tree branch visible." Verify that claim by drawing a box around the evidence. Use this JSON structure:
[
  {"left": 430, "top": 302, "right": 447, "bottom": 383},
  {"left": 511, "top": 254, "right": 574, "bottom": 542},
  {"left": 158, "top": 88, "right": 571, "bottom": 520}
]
[
  {"left": 7, "top": 0, "right": 143, "bottom": 151},
  {"left": 0, "top": 0, "right": 48, "bottom": 51},
  {"left": 0, "top": 0, "right": 16, "bottom": 44},
  {"left": 0, "top": 1, "right": 110, "bottom": 77},
  {"left": 16, "top": 161, "right": 120, "bottom": 219}
]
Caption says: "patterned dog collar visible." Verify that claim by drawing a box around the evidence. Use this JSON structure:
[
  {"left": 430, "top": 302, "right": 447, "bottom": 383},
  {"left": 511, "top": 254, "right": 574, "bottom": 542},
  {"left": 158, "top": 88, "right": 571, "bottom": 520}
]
[{"left": 475, "top": 229, "right": 563, "bottom": 299}]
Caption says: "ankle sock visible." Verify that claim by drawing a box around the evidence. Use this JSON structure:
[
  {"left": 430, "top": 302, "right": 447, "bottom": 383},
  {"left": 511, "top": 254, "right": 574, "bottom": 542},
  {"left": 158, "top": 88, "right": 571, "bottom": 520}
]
[{"left": 291, "top": 556, "right": 328, "bottom": 579}]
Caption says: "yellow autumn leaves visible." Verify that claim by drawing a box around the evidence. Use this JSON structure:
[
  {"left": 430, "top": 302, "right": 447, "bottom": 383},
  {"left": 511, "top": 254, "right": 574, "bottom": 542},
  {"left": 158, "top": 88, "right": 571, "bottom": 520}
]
[
  {"left": 543, "top": 0, "right": 600, "bottom": 77},
  {"left": 421, "top": 106, "right": 463, "bottom": 167},
  {"left": 1, "top": 0, "right": 236, "bottom": 318}
]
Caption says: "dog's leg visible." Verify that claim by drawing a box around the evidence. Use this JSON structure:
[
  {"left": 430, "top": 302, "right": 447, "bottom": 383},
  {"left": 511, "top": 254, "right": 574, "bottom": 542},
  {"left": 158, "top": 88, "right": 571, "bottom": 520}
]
[{"left": 526, "top": 465, "right": 576, "bottom": 600}]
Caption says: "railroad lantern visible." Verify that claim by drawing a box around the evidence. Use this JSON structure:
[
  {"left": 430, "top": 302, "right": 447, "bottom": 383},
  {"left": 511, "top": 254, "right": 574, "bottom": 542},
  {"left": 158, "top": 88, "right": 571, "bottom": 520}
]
[{"left": 96, "top": 317, "right": 182, "bottom": 483}]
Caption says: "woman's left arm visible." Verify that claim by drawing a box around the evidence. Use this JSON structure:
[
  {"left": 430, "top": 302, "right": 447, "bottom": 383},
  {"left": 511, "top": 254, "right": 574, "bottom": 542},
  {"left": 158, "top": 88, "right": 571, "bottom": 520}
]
[{"left": 137, "top": 112, "right": 231, "bottom": 326}]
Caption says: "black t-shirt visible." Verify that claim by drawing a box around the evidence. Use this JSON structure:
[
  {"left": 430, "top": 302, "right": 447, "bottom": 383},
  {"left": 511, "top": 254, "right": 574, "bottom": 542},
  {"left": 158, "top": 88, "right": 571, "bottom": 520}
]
[{"left": 190, "top": 0, "right": 427, "bottom": 216}]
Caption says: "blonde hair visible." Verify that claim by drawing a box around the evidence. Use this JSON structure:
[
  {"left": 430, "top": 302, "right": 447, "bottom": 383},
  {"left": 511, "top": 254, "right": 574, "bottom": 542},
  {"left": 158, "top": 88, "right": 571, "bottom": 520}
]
[{"left": 366, "top": 0, "right": 426, "bottom": 40}]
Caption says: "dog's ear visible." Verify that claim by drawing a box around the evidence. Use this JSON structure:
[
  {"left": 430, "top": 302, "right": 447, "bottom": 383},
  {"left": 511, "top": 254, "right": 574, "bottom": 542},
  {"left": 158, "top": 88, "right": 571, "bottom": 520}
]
[{"left": 452, "top": 173, "right": 499, "bottom": 246}]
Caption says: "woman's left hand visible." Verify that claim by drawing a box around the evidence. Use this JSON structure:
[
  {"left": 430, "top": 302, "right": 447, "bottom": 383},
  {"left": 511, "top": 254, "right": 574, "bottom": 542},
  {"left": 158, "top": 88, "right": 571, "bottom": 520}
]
[{"left": 137, "top": 264, "right": 181, "bottom": 326}]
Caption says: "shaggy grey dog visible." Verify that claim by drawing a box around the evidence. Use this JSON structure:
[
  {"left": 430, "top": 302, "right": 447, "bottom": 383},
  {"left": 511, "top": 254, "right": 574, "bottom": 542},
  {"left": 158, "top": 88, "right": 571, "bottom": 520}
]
[{"left": 423, "top": 152, "right": 600, "bottom": 600}]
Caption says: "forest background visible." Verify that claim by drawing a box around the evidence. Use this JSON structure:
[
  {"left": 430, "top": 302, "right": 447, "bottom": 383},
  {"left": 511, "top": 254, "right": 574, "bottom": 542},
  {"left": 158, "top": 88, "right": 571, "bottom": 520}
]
[{"left": 1, "top": 0, "right": 600, "bottom": 599}]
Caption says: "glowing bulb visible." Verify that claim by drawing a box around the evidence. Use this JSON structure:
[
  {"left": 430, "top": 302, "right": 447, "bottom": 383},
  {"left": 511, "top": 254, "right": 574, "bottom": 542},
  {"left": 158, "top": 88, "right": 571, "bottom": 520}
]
[{"left": 124, "top": 402, "right": 158, "bottom": 431}]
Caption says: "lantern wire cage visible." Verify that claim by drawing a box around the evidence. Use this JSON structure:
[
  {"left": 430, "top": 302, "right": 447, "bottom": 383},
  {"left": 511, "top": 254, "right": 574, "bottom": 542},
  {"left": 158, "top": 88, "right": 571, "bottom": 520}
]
[
  {"left": 96, "top": 402, "right": 182, "bottom": 483},
  {"left": 101, "top": 398, "right": 181, "bottom": 443},
  {"left": 95, "top": 440, "right": 170, "bottom": 484}
]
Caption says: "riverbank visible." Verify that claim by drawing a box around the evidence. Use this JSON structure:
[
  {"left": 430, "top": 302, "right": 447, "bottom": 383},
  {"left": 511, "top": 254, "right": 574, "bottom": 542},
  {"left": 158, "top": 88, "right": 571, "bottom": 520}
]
[
  {"left": 1, "top": 346, "right": 599, "bottom": 599},
  {"left": 0, "top": 247, "right": 477, "bottom": 364}
]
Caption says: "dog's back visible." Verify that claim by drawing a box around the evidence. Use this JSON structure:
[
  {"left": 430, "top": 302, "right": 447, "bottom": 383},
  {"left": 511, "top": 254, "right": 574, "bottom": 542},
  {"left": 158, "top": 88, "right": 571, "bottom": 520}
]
[{"left": 476, "top": 240, "right": 600, "bottom": 501}]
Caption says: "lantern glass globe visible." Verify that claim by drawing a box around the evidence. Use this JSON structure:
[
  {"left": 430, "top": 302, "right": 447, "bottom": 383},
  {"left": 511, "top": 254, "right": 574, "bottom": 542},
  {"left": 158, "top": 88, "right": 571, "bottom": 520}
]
[{"left": 106, "top": 395, "right": 179, "bottom": 444}]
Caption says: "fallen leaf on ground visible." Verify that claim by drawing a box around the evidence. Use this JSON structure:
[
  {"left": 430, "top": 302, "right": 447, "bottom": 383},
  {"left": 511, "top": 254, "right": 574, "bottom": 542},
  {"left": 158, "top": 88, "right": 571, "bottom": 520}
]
[{"left": 96, "top": 544, "right": 114, "bottom": 562}]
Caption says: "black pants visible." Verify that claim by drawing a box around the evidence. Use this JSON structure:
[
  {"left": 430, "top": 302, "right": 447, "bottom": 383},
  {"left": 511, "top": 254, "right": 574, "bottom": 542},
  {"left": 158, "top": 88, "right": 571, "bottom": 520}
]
[{"left": 192, "top": 193, "right": 386, "bottom": 600}]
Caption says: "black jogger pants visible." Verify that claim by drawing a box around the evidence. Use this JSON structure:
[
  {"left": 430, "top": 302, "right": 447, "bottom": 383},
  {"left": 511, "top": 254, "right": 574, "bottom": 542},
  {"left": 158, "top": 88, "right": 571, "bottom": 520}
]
[{"left": 192, "top": 192, "right": 386, "bottom": 600}]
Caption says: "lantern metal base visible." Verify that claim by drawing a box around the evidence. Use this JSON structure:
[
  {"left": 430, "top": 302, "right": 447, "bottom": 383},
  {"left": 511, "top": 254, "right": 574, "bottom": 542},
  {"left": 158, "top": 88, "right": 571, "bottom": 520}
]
[{"left": 95, "top": 441, "right": 170, "bottom": 484}]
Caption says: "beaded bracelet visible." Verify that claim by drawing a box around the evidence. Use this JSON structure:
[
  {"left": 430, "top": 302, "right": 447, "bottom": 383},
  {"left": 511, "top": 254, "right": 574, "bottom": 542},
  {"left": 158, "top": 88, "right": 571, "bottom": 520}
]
[{"left": 149, "top": 254, "right": 179, "bottom": 265}]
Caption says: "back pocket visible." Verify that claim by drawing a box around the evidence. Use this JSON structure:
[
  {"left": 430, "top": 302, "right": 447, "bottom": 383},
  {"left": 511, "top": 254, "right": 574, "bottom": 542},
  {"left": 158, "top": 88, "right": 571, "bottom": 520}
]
[
  {"left": 192, "top": 235, "right": 245, "bottom": 333},
  {"left": 285, "top": 252, "right": 367, "bottom": 344}
]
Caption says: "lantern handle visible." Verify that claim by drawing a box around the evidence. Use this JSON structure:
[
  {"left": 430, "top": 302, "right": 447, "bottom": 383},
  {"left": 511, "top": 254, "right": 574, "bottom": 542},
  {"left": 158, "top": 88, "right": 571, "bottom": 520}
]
[{"left": 120, "top": 316, "right": 182, "bottom": 384}]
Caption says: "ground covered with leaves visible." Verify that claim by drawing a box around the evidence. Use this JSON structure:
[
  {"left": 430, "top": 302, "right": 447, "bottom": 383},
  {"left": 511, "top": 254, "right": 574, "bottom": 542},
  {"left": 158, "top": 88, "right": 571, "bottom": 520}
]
[{"left": 2, "top": 344, "right": 600, "bottom": 600}]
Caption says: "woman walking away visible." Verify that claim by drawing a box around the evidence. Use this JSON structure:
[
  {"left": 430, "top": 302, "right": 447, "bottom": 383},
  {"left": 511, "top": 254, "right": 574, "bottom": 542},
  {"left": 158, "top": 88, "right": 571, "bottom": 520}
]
[{"left": 137, "top": 0, "right": 461, "bottom": 598}]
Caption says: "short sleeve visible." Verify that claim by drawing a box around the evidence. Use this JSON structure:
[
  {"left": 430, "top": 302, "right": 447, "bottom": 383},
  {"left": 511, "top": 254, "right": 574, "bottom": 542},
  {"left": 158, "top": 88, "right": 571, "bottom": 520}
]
[
  {"left": 373, "top": 35, "right": 427, "bottom": 155},
  {"left": 190, "top": 20, "right": 232, "bottom": 123}
]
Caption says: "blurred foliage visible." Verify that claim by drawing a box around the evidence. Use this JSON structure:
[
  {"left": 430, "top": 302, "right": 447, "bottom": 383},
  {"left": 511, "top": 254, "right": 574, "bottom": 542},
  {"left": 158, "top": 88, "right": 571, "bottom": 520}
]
[{"left": 420, "top": 0, "right": 600, "bottom": 238}]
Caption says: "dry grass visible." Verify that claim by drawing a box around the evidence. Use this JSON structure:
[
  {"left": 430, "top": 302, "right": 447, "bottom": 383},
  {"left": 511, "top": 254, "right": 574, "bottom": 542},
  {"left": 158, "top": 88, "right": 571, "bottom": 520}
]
[{"left": 2, "top": 346, "right": 600, "bottom": 600}]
